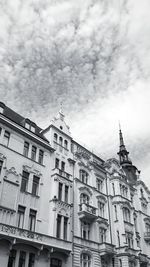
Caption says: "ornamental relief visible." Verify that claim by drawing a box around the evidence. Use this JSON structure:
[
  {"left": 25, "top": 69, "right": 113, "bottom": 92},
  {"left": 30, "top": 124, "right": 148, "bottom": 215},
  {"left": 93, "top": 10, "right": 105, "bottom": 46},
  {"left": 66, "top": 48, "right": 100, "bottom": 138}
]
[
  {"left": 54, "top": 176, "right": 71, "bottom": 187},
  {"left": 79, "top": 186, "right": 93, "bottom": 196},
  {"left": 4, "top": 167, "right": 20, "bottom": 183},
  {"left": 0, "top": 153, "right": 6, "bottom": 162},
  {"left": 78, "top": 161, "right": 92, "bottom": 171}
]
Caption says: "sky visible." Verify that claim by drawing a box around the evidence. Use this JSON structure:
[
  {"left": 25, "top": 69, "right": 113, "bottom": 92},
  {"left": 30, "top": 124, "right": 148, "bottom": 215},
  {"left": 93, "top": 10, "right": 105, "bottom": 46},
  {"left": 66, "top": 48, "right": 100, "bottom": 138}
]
[{"left": 0, "top": 0, "right": 150, "bottom": 186}]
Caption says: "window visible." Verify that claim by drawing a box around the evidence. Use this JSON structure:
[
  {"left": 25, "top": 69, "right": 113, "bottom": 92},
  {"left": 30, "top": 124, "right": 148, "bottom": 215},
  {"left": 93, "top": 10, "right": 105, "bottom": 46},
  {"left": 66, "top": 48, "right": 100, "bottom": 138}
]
[
  {"left": 28, "top": 253, "right": 35, "bottom": 267},
  {"left": 17, "top": 205, "right": 25, "bottom": 228},
  {"left": 59, "top": 137, "right": 63, "bottom": 146},
  {"left": 134, "top": 216, "right": 137, "bottom": 232},
  {"left": 80, "top": 253, "right": 91, "bottom": 267},
  {"left": 96, "top": 178, "right": 103, "bottom": 192},
  {"left": 98, "top": 202, "right": 105, "bottom": 217},
  {"left": 119, "top": 259, "right": 122, "bottom": 267},
  {"left": 25, "top": 122, "right": 30, "bottom": 129},
  {"left": 112, "top": 183, "right": 115, "bottom": 195},
  {"left": 3, "top": 130, "right": 10, "bottom": 147},
  {"left": 32, "top": 176, "right": 39, "bottom": 196},
  {"left": 0, "top": 160, "right": 3, "bottom": 175},
  {"left": 80, "top": 170, "right": 88, "bottom": 184},
  {"left": 61, "top": 161, "right": 65, "bottom": 171},
  {"left": 117, "top": 230, "right": 120, "bottom": 247},
  {"left": 7, "top": 249, "right": 16, "bottom": 267},
  {"left": 145, "top": 223, "right": 150, "bottom": 233},
  {"left": 29, "top": 209, "right": 36, "bottom": 231},
  {"left": 0, "top": 107, "right": 4, "bottom": 114},
  {"left": 123, "top": 207, "right": 130, "bottom": 222},
  {"left": 30, "top": 125, "right": 35, "bottom": 133},
  {"left": 114, "top": 205, "right": 118, "bottom": 220},
  {"left": 38, "top": 150, "right": 44, "bottom": 164},
  {"left": 56, "top": 214, "right": 62, "bottom": 238},
  {"left": 63, "top": 216, "right": 68, "bottom": 240},
  {"left": 0, "top": 127, "right": 2, "bottom": 135},
  {"left": 120, "top": 184, "right": 128, "bottom": 197},
  {"left": 23, "top": 141, "right": 29, "bottom": 157},
  {"left": 31, "top": 146, "right": 37, "bottom": 161},
  {"left": 18, "top": 251, "right": 26, "bottom": 267},
  {"left": 81, "top": 221, "right": 90, "bottom": 240},
  {"left": 65, "top": 185, "right": 69, "bottom": 203},
  {"left": 55, "top": 158, "right": 59, "bottom": 169},
  {"left": 80, "top": 193, "right": 89, "bottom": 205},
  {"left": 125, "top": 232, "right": 133, "bottom": 248},
  {"left": 21, "top": 171, "right": 29, "bottom": 192},
  {"left": 51, "top": 258, "right": 62, "bottom": 267},
  {"left": 54, "top": 133, "right": 58, "bottom": 143},
  {"left": 58, "top": 183, "right": 63, "bottom": 201},
  {"left": 99, "top": 227, "right": 106, "bottom": 243},
  {"left": 64, "top": 140, "right": 68, "bottom": 149}
]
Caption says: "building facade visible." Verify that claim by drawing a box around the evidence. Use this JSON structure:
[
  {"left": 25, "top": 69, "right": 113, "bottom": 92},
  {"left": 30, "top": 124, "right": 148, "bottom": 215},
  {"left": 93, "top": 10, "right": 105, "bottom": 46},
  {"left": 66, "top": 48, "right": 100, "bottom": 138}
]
[{"left": 0, "top": 101, "right": 150, "bottom": 267}]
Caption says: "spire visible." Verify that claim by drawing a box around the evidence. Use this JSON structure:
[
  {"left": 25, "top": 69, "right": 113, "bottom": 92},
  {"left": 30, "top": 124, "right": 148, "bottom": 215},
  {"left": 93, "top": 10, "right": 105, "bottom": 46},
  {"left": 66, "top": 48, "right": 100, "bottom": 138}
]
[
  {"left": 57, "top": 101, "right": 65, "bottom": 121},
  {"left": 117, "top": 124, "right": 132, "bottom": 165}
]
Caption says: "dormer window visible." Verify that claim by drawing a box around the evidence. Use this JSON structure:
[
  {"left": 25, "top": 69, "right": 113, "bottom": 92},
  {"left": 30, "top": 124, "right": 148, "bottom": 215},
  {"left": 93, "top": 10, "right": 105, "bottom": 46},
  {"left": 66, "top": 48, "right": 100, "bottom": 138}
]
[
  {"left": 0, "top": 107, "right": 4, "bottom": 114},
  {"left": 30, "top": 125, "right": 35, "bottom": 133},
  {"left": 80, "top": 170, "right": 88, "bottom": 184},
  {"left": 25, "top": 122, "right": 30, "bottom": 129}
]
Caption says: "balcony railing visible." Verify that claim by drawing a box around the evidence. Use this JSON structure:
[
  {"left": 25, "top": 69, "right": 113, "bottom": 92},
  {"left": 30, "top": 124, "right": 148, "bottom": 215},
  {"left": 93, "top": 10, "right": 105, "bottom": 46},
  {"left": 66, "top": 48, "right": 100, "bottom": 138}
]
[
  {"left": 52, "top": 168, "right": 71, "bottom": 180},
  {"left": 78, "top": 203, "right": 97, "bottom": 221},
  {"left": 0, "top": 223, "right": 72, "bottom": 252},
  {"left": 144, "top": 232, "right": 150, "bottom": 241}
]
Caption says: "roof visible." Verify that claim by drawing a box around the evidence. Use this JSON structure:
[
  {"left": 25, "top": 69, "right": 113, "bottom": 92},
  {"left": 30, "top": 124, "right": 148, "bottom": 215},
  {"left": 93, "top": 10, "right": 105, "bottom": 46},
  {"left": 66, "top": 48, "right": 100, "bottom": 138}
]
[{"left": 0, "top": 102, "right": 48, "bottom": 142}]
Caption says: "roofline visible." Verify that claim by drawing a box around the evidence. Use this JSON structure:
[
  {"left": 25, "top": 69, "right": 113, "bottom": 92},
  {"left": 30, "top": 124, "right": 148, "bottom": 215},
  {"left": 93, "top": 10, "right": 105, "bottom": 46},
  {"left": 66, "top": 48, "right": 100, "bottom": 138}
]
[
  {"left": 42, "top": 124, "right": 73, "bottom": 140},
  {"left": 0, "top": 115, "right": 54, "bottom": 152}
]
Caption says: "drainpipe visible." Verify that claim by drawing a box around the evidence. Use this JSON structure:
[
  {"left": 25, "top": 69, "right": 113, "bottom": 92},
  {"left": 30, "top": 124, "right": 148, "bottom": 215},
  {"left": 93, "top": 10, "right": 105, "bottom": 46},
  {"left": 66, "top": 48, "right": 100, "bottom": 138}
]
[{"left": 71, "top": 158, "right": 75, "bottom": 267}]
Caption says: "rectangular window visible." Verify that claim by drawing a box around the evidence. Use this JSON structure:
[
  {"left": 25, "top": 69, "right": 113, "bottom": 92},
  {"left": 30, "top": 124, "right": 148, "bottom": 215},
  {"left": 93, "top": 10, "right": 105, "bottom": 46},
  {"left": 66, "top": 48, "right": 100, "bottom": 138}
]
[
  {"left": 17, "top": 205, "right": 25, "bottom": 228},
  {"left": 7, "top": 249, "right": 16, "bottom": 267},
  {"left": 99, "top": 202, "right": 105, "bottom": 217},
  {"left": 61, "top": 161, "right": 65, "bottom": 171},
  {"left": 56, "top": 214, "right": 62, "bottom": 238},
  {"left": 96, "top": 178, "right": 103, "bottom": 192},
  {"left": 3, "top": 130, "right": 10, "bottom": 147},
  {"left": 99, "top": 227, "right": 106, "bottom": 243},
  {"left": 63, "top": 217, "right": 68, "bottom": 240},
  {"left": 0, "top": 127, "right": 2, "bottom": 135},
  {"left": 58, "top": 183, "right": 63, "bottom": 201},
  {"left": 55, "top": 158, "right": 59, "bottom": 169},
  {"left": 38, "top": 149, "right": 44, "bottom": 164},
  {"left": 65, "top": 185, "right": 69, "bottom": 203},
  {"left": 32, "top": 176, "right": 39, "bottom": 196},
  {"left": 29, "top": 209, "right": 36, "bottom": 232},
  {"left": 28, "top": 253, "right": 35, "bottom": 267},
  {"left": 20, "top": 171, "right": 29, "bottom": 192},
  {"left": 51, "top": 258, "right": 62, "bottom": 267},
  {"left": 31, "top": 146, "right": 37, "bottom": 161},
  {"left": 114, "top": 205, "right": 118, "bottom": 220},
  {"left": 23, "top": 141, "right": 29, "bottom": 157},
  {"left": 81, "top": 221, "right": 90, "bottom": 240},
  {"left": 112, "top": 183, "right": 115, "bottom": 195},
  {"left": 18, "top": 251, "right": 26, "bottom": 267},
  {"left": 125, "top": 232, "right": 133, "bottom": 248},
  {"left": 0, "top": 160, "right": 3, "bottom": 175}
]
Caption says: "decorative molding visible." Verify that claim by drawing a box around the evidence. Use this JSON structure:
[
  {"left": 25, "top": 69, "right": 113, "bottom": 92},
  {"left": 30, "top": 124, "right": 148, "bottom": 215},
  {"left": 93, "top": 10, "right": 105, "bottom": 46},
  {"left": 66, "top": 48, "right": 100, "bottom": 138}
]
[
  {"left": 23, "top": 164, "right": 42, "bottom": 177},
  {"left": 0, "top": 153, "right": 6, "bottom": 161},
  {"left": 79, "top": 186, "right": 93, "bottom": 196}
]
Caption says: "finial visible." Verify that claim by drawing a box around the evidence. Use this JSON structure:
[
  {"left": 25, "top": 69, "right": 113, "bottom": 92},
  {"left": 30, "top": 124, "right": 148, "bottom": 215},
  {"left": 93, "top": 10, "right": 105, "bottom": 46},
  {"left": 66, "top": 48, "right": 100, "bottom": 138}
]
[{"left": 58, "top": 101, "right": 65, "bottom": 121}]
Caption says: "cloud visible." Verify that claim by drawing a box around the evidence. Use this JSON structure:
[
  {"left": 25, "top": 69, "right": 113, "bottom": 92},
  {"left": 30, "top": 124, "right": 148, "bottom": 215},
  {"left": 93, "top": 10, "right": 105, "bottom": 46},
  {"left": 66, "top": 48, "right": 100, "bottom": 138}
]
[{"left": 0, "top": 0, "right": 150, "bottom": 186}]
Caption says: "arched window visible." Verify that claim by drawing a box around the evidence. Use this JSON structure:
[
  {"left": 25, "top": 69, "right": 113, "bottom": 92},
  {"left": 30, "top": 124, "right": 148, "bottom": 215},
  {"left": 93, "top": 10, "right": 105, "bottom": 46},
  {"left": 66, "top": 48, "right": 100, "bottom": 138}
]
[
  {"left": 80, "top": 170, "right": 88, "bottom": 184},
  {"left": 80, "top": 193, "right": 89, "bottom": 205},
  {"left": 80, "top": 253, "right": 91, "bottom": 267},
  {"left": 59, "top": 136, "right": 63, "bottom": 146},
  {"left": 64, "top": 140, "right": 68, "bottom": 149},
  {"left": 54, "top": 133, "right": 58, "bottom": 143},
  {"left": 123, "top": 207, "right": 130, "bottom": 222}
]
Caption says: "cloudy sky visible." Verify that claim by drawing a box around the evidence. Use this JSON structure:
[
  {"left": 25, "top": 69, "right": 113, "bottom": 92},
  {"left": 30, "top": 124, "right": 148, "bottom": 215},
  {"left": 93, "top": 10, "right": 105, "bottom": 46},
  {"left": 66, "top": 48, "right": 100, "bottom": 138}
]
[{"left": 0, "top": 0, "right": 150, "bottom": 186}]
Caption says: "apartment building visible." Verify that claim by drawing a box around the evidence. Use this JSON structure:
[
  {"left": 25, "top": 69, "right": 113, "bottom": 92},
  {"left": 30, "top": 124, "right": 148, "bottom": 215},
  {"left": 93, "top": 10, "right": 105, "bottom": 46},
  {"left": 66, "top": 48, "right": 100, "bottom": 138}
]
[{"left": 0, "top": 101, "right": 149, "bottom": 267}]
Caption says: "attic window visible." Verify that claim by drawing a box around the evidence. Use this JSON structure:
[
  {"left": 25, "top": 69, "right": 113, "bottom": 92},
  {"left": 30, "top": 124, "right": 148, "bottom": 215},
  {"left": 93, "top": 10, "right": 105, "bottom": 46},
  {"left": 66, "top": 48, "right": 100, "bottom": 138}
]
[
  {"left": 30, "top": 125, "right": 35, "bottom": 133},
  {"left": 25, "top": 122, "right": 30, "bottom": 129},
  {"left": 0, "top": 107, "right": 4, "bottom": 114},
  {"left": 60, "top": 126, "right": 63, "bottom": 130}
]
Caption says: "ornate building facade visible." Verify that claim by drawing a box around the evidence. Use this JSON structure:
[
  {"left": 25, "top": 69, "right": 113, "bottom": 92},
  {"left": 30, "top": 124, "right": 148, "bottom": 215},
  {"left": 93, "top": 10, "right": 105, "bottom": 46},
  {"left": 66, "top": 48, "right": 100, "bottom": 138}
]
[{"left": 0, "top": 101, "right": 149, "bottom": 267}]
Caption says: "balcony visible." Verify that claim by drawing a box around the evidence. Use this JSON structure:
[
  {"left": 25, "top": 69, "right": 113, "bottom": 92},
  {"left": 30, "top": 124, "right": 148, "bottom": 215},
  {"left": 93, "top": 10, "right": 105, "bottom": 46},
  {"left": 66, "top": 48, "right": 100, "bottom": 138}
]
[
  {"left": 0, "top": 223, "right": 72, "bottom": 252},
  {"left": 99, "top": 243, "right": 115, "bottom": 256},
  {"left": 78, "top": 203, "right": 97, "bottom": 221},
  {"left": 144, "top": 232, "right": 150, "bottom": 241},
  {"left": 51, "top": 168, "right": 71, "bottom": 180}
]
